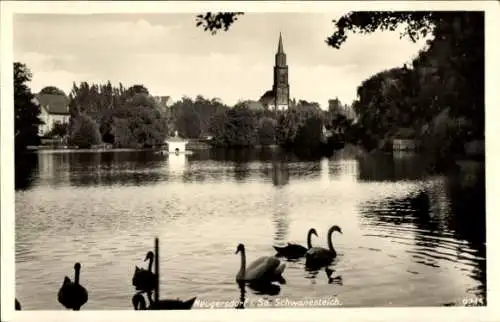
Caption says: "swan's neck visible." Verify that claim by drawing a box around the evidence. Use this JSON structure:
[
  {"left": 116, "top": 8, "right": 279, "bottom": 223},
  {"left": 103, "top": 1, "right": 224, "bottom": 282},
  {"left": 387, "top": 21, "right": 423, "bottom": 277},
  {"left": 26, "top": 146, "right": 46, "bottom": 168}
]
[
  {"left": 239, "top": 250, "right": 246, "bottom": 277},
  {"left": 327, "top": 230, "right": 335, "bottom": 252},
  {"left": 307, "top": 230, "right": 314, "bottom": 249},
  {"left": 74, "top": 268, "right": 80, "bottom": 285},
  {"left": 147, "top": 257, "right": 153, "bottom": 272}
]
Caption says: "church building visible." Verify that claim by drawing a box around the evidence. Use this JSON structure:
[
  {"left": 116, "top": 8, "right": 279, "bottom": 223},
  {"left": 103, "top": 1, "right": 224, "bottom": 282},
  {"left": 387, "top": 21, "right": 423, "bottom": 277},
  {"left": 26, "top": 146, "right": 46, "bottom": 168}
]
[{"left": 259, "top": 33, "right": 290, "bottom": 111}]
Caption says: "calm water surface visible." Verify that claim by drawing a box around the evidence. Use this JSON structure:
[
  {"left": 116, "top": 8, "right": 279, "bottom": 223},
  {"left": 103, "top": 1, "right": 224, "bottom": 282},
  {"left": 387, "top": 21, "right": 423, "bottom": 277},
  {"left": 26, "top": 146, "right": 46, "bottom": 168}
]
[{"left": 15, "top": 148, "right": 486, "bottom": 309}]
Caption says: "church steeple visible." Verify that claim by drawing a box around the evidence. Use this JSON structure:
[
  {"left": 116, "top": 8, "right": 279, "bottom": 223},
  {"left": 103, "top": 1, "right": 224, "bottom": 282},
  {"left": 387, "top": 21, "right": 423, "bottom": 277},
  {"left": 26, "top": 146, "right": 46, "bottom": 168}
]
[
  {"left": 275, "top": 32, "right": 286, "bottom": 67},
  {"left": 273, "top": 32, "right": 289, "bottom": 111},
  {"left": 277, "top": 32, "right": 284, "bottom": 54}
]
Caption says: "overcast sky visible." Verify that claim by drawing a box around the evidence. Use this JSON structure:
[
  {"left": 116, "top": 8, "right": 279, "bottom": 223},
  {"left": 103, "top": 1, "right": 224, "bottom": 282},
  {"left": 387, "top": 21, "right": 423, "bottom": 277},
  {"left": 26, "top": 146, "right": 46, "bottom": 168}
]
[{"left": 14, "top": 13, "right": 428, "bottom": 108}]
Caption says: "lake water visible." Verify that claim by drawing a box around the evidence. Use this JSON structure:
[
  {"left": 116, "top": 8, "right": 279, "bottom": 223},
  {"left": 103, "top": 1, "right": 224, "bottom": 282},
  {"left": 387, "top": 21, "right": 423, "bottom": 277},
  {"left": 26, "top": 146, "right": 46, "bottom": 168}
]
[{"left": 15, "top": 148, "right": 486, "bottom": 309}]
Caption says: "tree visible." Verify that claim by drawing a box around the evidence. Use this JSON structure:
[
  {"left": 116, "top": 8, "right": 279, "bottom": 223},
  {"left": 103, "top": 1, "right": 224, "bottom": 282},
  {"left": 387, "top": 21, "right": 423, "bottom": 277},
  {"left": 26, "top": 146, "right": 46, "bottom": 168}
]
[
  {"left": 46, "top": 121, "right": 69, "bottom": 138},
  {"left": 326, "top": 11, "right": 484, "bottom": 138},
  {"left": 195, "top": 10, "right": 484, "bottom": 142},
  {"left": 195, "top": 12, "right": 244, "bottom": 34},
  {"left": 39, "top": 86, "right": 67, "bottom": 97},
  {"left": 209, "top": 106, "right": 258, "bottom": 147},
  {"left": 110, "top": 92, "right": 168, "bottom": 148},
  {"left": 276, "top": 101, "right": 323, "bottom": 147},
  {"left": 14, "top": 62, "right": 43, "bottom": 153},
  {"left": 69, "top": 114, "right": 102, "bottom": 148},
  {"left": 258, "top": 117, "right": 277, "bottom": 146}
]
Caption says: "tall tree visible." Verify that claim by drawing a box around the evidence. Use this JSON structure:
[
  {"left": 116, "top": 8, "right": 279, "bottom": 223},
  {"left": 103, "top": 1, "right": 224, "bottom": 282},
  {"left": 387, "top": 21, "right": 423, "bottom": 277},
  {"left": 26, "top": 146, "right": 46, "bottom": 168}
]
[{"left": 14, "top": 62, "right": 43, "bottom": 153}]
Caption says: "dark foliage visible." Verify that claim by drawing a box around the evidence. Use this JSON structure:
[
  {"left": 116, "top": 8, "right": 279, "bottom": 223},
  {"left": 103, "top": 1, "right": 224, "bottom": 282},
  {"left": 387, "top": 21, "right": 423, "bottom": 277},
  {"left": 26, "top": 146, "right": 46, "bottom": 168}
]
[
  {"left": 69, "top": 114, "right": 102, "bottom": 148},
  {"left": 14, "top": 62, "right": 43, "bottom": 153},
  {"left": 47, "top": 121, "right": 70, "bottom": 138},
  {"left": 195, "top": 12, "right": 244, "bottom": 35}
]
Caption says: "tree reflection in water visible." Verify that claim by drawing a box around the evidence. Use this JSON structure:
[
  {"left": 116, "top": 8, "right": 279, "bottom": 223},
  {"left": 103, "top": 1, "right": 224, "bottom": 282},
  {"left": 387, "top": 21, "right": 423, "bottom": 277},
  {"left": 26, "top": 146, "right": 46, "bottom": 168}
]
[{"left": 358, "top": 161, "right": 486, "bottom": 303}]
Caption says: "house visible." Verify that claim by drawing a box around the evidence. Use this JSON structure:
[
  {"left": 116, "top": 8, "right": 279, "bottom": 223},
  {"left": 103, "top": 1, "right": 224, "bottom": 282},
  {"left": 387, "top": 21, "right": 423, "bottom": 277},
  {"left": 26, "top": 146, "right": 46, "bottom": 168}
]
[
  {"left": 35, "top": 93, "right": 70, "bottom": 136},
  {"left": 165, "top": 131, "right": 188, "bottom": 154},
  {"left": 153, "top": 95, "right": 174, "bottom": 111},
  {"left": 392, "top": 127, "right": 420, "bottom": 151}
]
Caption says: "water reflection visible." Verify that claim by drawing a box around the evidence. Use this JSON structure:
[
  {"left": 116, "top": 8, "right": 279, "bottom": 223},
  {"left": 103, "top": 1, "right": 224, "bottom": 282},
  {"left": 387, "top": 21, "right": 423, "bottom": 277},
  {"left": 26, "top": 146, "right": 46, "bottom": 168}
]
[
  {"left": 168, "top": 154, "right": 187, "bottom": 176},
  {"left": 272, "top": 189, "right": 290, "bottom": 246},
  {"left": 15, "top": 147, "right": 486, "bottom": 308},
  {"left": 358, "top": 162, "right": 486, "bottom": 301},
  {"left": 271, "top": 161, "right": 290, "bottom": 187},
  {"left": 357, "top": 152, "right": 429, "bottom": 182},
  {"left": 15, "top": 152, "right": 38, "bottom": 190}
]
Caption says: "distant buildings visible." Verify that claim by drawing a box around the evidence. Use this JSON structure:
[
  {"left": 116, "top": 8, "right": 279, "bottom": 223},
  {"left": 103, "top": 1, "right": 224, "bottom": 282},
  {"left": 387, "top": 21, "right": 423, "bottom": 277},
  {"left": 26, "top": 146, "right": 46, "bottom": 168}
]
[
  {"left": 259, "top": 33, "right": 290, "bottom": 111},
  {"left": 34, "top": 92, "right": 70, "bottom": 136},
  {"left": 328, "top": 98, "right": 357, "bottom": 121},
  {"left": 153, "top": 95, "right": 174, "bottom": 114}
]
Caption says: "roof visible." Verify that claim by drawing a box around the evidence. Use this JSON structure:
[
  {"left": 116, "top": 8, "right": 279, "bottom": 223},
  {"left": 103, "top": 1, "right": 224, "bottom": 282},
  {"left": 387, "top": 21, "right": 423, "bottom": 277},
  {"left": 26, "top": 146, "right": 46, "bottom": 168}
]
[
  {"left": 166, "top": 131, "right": 188, "bottom": 143},
  {"left": 36, "top": 93, "right": 70, "bottom": 115},
  {"left": 259, "top": 90, "right": 275, "bottom": 104},
  {"left": 166, "top": 136, "right": 188, "bottom": 143}
]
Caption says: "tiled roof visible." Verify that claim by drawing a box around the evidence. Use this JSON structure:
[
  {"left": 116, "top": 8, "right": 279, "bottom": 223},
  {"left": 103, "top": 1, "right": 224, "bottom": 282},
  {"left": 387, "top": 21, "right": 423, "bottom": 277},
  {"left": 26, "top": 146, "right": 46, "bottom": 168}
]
[{"left": 36, "top": 93, "right": 70, "bottom": 115}]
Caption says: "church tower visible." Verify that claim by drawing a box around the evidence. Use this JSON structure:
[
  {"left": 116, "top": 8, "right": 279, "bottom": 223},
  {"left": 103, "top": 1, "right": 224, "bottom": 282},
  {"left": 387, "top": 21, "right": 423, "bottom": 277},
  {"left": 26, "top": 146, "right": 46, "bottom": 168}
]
[{"left": 273, "top": 33, "right": 289, "bottom": 111}]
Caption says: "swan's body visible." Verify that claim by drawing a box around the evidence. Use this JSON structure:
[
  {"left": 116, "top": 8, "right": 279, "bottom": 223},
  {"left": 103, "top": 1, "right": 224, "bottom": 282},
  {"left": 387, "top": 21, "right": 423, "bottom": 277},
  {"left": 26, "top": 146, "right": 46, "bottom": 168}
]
[
  {"left": 305, "top": 225, "right": 342, "bottom": 269},
  {"left": 58, "top": 263, "right": 88, "bottom": 310},
  {"left": 235, "top": 243, "right": 286, "bottom": 284},
  {"left": 273, "top": 228, "right": 318, "bottom": 259},
  {"left": 132, "top": 293, "right": 196, "bottom": 310},
  {"left": 15, "top": 298, "right": 21, "bottom": 310},
  {"left": 132, "top": 251, "right": 157, "bottom": 302}
]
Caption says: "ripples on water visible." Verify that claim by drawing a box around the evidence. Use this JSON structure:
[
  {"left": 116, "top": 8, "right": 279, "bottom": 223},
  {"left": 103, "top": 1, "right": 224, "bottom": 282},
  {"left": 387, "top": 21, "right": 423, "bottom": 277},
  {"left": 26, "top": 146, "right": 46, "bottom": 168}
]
[{"left": 14, "top": 149, "right": 486, "bottom": 309}]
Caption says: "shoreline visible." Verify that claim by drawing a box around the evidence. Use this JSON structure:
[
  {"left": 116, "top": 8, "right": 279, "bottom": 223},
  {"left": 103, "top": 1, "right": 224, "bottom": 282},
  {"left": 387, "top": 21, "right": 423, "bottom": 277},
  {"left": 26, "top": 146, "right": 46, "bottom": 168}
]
[{"left": 28, "top": 148, "right": 153, "bottom": 154}]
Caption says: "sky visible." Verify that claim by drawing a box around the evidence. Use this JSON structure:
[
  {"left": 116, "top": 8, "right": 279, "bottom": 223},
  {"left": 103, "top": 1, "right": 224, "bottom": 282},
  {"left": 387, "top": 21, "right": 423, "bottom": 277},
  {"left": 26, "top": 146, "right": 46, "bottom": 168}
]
[{"left": 13, "top": 13, "right": 429, "bottom": 109}]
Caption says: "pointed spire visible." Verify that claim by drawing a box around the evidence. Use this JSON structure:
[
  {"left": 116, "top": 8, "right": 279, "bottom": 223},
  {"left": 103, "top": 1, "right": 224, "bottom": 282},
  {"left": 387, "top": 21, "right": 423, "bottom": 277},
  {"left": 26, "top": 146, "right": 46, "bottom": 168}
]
[{"left": 277, "top": 32, "right": 284, "bottom": 54}]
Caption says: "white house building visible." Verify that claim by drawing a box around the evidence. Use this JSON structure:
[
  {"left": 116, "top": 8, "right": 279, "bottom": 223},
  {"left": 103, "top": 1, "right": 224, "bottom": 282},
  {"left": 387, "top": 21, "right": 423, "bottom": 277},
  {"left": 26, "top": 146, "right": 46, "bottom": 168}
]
[
  {"left": 35, "top": 93, "right": 71, "bottom": 136},
  {"left": 166, "top": 131, "right": 188, "bottom": 154}
]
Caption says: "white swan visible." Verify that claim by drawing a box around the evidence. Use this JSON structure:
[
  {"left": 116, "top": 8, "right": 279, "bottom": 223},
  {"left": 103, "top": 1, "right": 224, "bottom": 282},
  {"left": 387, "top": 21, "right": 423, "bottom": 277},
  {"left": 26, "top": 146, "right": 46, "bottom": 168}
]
[{"left": 235, "top": 243, "right": 286, "bottom": 284}]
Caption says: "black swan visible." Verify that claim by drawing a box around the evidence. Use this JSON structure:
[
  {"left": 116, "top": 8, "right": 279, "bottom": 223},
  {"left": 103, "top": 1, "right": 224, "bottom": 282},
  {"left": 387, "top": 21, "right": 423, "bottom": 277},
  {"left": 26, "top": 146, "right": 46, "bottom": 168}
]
[
  {"left": 305, "top": 225, "right": 342, "bottom": 269},
  {"left": 15, "top": 298, "right": 21, "bottom": 310},
  {"left": 57, "top": 262, "right": 88, "bottom": 310},
  {"left": 132, "top": 251, "right": 157, "bottom": 303},
  {"left": 273, "top": 228, "right": 318, "bottom": 259},
  {"left": 235, "top": 243, "right": 286, "bottom": 284},
  {"left": 132, "top": 292, "right": 196, "bottom": 310}
]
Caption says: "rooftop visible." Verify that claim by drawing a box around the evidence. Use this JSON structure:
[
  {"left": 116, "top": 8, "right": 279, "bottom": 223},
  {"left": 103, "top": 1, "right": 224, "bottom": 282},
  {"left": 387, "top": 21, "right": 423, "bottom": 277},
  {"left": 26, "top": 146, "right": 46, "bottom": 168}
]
[{"left": 36, "top": 93, "right": 70, "bottom": 115}]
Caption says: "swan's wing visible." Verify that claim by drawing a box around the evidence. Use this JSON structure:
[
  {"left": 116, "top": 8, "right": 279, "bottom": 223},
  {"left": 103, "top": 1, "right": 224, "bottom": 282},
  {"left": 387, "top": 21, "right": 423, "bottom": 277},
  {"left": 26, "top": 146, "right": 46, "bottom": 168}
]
[
  {"left": 62, "top": 276, "right": 71, "bottom": 285},
  {"left": 306, "top": 247, "right": 330, "bottom": 260},
  {"left": 245, "top": 256, "right": 281, "bottom": 280}
]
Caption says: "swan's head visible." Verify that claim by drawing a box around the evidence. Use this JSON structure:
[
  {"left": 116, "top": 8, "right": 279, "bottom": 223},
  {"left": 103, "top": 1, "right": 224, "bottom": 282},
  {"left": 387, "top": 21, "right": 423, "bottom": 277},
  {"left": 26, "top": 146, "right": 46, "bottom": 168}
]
[
  {"left": 74, "top": 262, "right": 81, "bottom": 271},
  {"left": 235, "top": 243, "right": 245, "bottom": 254},
  {"left": 309, "top": 228, "right": 318, "bottom": 237},
  {"left": 144, "top": 251, "right": 154, "bottom": 261},
  {"left": 330, "top": 225, "right": 342, "bottom": 234},
  {"left": 132, "top": 293, "right": 146, "bottom": 310}
]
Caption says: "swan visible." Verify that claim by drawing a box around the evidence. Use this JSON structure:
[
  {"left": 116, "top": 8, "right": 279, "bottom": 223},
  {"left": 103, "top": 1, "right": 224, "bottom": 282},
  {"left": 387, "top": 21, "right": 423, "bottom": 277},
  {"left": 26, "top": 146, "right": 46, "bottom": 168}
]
[
  {"left": 325, "top": 267, "right": 343, "bottom": 285},
  {"left": 235, "top": 243, "right": 286, "bottom": 284},
  {"left": 132, "top": 251, "right": 157, "bottom": 302},
  {"left": 305, "top": 225, "right": 342, "bottom": 269},
  {"left": 15, "top": 298, "right": 21, "bottom": 310},
  {"left": 57, "top": 262, "right": 88, "bottom": 310},
  {"left": 132, "top": 293, "right": 197, "bottom": 310},
  {"left": 273, "top": 228, "right": 318, "bottom": 259}
]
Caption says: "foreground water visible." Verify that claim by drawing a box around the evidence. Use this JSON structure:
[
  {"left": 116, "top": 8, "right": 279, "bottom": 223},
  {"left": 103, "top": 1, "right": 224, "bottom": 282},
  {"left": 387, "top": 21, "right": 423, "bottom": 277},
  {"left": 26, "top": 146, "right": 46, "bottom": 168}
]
[{"left": 15, "top": 148, "right": 486, "bottom": 309}]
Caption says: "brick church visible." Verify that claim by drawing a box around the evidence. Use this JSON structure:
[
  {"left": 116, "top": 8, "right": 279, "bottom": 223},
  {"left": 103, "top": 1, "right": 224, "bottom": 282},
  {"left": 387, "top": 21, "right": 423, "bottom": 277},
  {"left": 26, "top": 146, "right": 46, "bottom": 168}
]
[{"left": 259, "top": 33, "right": 290, "bottom": 111}]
